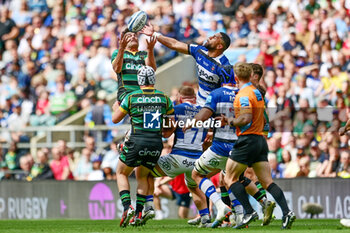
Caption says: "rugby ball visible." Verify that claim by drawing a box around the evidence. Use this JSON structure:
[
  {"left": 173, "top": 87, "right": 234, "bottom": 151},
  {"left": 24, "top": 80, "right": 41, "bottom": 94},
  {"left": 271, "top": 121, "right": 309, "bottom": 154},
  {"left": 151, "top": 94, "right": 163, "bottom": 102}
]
[{"left": 127, "top": 11, "right": 148, "bottom": 33}]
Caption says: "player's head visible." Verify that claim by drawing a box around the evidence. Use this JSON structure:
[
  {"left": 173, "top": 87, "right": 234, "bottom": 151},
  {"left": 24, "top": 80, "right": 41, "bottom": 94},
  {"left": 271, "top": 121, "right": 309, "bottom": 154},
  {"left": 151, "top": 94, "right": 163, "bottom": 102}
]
[
  {"left": 177, "top": 86, "right": 196, "bottom": 104},
  {"left": 204, "top": 32, "right": 231, "bottom": 52},
  {"left": 137, "top": 66, "right": 156, "bottom": 86},
  {"left": 248, "top": 63, "right": 264, "bottom": 85},
  {"left": 220, "top": 65, "right": 236, "bottom": 86},
  {"left": 233, "top": 62, "right": 252, "bottom": 83},
  {"left": 121, "top": 28, "right": 139, "bottom": 49}
]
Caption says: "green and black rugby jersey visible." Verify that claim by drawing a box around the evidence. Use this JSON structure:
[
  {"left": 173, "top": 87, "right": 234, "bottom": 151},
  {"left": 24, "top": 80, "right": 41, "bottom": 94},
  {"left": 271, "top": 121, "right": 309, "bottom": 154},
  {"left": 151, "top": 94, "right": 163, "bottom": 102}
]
[
  {"left": 111, "top": 49, "right": 148, "bottom": 102},
  {"left": 119, "top": 87, "right": 174, "bottom": 135}
]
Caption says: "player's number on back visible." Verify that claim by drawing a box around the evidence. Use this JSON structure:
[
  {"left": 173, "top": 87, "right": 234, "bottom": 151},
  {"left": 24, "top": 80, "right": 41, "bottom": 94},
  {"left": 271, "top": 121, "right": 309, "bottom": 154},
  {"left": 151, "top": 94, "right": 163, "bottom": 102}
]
[{"left": 184, "top": 128, "right": 200, "bottom": 144}]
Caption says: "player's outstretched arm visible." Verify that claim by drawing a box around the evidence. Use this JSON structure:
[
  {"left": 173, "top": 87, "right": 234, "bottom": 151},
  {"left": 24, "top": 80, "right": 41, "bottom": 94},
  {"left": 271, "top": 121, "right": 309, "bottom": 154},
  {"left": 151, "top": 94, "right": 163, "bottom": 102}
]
[
  {"left": 112, "top": 34, "right": 132, "bottom": 74},
  {"left": 141, "top": 23, "right": 189, "bottom": 55},
  {"left": 145, "top": 36, "right": 157, "bottom": 71},
  {"left": 339, "top": 119, "right": 350, "bottom": 136}
]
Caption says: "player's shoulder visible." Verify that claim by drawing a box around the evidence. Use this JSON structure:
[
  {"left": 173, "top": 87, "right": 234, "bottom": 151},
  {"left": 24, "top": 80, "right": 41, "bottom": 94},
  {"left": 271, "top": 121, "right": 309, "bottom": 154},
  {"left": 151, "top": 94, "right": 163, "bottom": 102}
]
[{"left": 189, "top": 44, "right": 207, "bottom": 53}]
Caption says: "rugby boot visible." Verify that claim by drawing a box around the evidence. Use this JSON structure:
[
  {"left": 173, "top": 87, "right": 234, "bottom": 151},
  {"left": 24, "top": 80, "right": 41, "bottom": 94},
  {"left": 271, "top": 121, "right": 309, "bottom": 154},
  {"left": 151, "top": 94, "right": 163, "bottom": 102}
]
[
  {"left": 262, "top": 200, "right": 276, "bottom": 226},
  {"left": 211, "top": 205, "right": 232, "bottom": 228},
  {"left": 120, "top": 205, "right": 134, "bottom": 228},
  {"left": 282, "top": 211, "right": 296, "bottom": 229},
  {"left": 233, "top": 211, "right": 258, "bottom": 229},
  {"left": 141, "top": 207, "right": 155, "bottom": 225}
]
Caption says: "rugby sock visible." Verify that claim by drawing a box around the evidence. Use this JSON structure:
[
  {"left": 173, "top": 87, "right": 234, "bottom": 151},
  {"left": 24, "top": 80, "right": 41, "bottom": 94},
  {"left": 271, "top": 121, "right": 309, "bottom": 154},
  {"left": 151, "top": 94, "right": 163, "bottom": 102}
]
[
  {"left": 120, "top": 190, "right": 131, "bottom": 211},
  {"left": 229, "top": 181, "right": 254, "bottom": 214},
  {"left": 199, "top": 178, "right": 227, "bottom": 211},
  {"left": 145, "top": 195, "right": 154, "bottom": 209},
  {"left": 199, "top": 208, "right": 210, "bottom": 217},
  {"left": 220, "top": 186, "right": 231, "bottom": 207},
  {"left": 199, "top": 178, "right": 221, "bottom": 204},
  {"left": 253, "top": 182, "right": 267, "bottom": 204},
  {"left": 255, "top": 181, "right": 266, "bottom": 195},
  {"left": 267, "top": 183, "right": 289, "bottom": 215},
  {"left": 228, "top": 188, "right": 244, "bottom": 214},
  {"left": 136, "top": 193, "right": 146, "bottom": 215}
]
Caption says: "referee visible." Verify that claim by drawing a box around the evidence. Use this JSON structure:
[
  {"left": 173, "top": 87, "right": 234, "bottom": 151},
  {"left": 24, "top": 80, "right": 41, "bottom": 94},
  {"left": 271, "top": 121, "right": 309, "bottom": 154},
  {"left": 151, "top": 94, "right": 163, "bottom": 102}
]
[{"left": 219, "top": 63, "right": 296, "bottom": 229}]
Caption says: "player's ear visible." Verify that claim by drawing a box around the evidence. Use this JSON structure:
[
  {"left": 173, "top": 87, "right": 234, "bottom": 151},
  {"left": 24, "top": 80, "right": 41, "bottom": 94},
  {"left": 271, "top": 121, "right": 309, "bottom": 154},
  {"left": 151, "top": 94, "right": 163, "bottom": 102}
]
[{"left": 217, "top": 43, "right": 224, "bottom": 50}]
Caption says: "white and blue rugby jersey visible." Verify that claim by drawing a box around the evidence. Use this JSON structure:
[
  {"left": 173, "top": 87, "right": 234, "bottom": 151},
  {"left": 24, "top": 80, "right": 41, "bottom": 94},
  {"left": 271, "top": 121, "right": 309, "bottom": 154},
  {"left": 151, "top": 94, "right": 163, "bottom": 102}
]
[
  {"left": 204, "top": 86, "right": 238, "bottom": 156},
  {"left": 171, "top": 102, "right": 207, "bottom": 158},
  {"left": 188, "top": 44, "right": 230, "bottom": 107}
]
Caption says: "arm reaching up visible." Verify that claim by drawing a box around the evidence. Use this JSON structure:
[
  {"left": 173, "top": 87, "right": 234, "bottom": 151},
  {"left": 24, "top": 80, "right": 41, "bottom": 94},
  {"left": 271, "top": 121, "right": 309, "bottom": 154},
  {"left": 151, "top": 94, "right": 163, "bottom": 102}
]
[{"left": 141, "top": 23, "right": 190, "bottom": 55}]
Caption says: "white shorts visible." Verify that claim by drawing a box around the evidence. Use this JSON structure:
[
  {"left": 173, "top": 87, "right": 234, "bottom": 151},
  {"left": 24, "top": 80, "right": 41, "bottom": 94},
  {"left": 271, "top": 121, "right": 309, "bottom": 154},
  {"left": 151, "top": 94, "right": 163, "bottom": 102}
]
[
  {"left": 156, "top": 154, "right": 197, "bottom": 188},
  {"left": 194, "top": 147, "right": 228, "bottom": 175}
]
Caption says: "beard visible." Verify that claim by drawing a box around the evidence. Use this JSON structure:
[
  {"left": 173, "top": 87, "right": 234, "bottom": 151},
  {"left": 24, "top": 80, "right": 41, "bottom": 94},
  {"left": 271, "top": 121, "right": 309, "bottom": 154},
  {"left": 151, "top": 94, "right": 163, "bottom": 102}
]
[{"left": 203, "top": 40, "right": 214, "bottom": 50}]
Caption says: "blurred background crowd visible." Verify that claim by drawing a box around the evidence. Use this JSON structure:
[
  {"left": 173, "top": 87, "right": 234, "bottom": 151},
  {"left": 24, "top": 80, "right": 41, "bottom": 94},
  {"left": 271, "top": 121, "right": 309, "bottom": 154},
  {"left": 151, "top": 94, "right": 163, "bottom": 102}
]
[{"left": 0, "top": 0, "right": 349, "bottom": 181}]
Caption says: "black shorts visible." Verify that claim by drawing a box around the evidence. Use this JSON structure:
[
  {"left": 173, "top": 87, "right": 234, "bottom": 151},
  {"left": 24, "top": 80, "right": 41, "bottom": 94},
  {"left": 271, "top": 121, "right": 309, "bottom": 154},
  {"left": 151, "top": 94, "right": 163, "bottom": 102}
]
[
  {"left": 229, "top": 134, "right": 268, "bottom": 167},
  {"left": 171, "top": 189, "right": 191, "bottom": 208},
  {"left": 119, "top": 133, "right": 163, "bottom": 169}
]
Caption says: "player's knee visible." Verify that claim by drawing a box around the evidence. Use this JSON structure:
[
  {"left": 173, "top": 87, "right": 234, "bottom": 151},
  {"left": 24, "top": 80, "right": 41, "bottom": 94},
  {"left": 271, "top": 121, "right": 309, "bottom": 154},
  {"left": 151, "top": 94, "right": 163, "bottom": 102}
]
[{"left": 224, "top": 175, "right": 235, "bottom": 187}]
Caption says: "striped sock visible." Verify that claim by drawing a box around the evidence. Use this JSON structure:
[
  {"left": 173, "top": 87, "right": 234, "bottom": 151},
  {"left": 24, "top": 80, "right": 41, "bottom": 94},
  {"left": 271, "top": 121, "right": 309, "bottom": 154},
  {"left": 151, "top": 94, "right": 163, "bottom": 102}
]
[
  {"left": 255, "top": 181, "right": 266, "bottom": 195},
  {"left": 220, "top": 186, "right": 231, "bottom": 207},
  {"left": 120, "top": 190, "right": 131, "bottom": 211},
  {"left": 136, "top": 194, "right": 146, "bottom": 215},
  {"left": 228, "top": 188, "right": 243, "bottom": 214},
  {"left": 145, "top": 195, "right": 154, "bottom": 208},
  {"left": 254, "top": 181, "right": 267, "bottom": 204},
  {"left": 199, "top": 178, "right": 221, "bottom": 204},
  {"left": 199, "top": 208, "right": 209, "bottom": 217}
]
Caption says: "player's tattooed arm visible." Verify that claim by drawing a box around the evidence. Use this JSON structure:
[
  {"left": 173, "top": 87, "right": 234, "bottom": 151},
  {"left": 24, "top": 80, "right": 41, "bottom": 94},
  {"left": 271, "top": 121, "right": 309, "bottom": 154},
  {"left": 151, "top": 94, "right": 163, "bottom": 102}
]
[{"left": 141, "top": 23, "right": 189, "bottom": 55}]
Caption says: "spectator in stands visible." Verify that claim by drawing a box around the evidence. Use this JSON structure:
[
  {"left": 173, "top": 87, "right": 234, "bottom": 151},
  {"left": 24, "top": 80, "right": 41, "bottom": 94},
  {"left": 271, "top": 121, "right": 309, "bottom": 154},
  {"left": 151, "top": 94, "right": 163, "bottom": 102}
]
[
  {"left": 16, "top": 154, "right": 33, "bottom": 180},
  {"left": 74, "top": 148, "right": 92, "bottom": 181},
  {"left": 50, "top": 147, "right": 73, "bottom": 180},
  {"left": 0, "top": 7, "right": 19, "bottom": 53},
  {"left": 87, "top": 155, "right": 104, "bottom": 181},
  {"left": 84, "top": 136, "right": 99, "bottom": 160},
  {"left": 336, "top": 151, "right": 350, "bottom": 178},
  {"left": 28, "top": 149, "right": 54, "bottom": 180},
  {"left": 101, "top": 140, "right": 119, "bottom": 180},
  {"left": 193, "top": 0, "right": 224, "bottom": 36},
  {"left": 49, "top": 81, "right": 77, "bottom": 121},
  {"left": 84, "top": 90, "right": 113, "bottom": 142}
]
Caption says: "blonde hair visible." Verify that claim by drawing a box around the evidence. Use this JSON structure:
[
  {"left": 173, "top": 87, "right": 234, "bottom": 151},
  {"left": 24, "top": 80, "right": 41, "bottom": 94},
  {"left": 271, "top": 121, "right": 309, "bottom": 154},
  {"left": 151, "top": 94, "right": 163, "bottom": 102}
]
[{"left": 234, "top": 63, "right": 252, "bottom": 82}]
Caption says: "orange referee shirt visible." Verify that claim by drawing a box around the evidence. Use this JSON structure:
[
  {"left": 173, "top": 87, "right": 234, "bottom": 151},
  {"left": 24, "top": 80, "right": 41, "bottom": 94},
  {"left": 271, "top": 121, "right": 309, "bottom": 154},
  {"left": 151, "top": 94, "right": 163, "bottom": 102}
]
[{"left": 234, "top": 82, "right": 264, "bottom": 136}]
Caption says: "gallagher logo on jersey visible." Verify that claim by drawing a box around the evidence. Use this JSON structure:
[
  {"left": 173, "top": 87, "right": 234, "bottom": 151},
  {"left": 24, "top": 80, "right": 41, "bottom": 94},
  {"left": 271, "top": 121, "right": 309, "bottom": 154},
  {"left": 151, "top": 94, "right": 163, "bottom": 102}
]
[{"left": 144, "top": 110, "right": 161, "bottom": 129}]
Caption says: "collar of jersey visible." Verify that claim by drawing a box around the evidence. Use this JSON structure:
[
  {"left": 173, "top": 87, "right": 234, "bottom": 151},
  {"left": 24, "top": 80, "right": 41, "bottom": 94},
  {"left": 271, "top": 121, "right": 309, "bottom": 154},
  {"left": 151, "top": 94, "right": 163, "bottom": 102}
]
[
  {"left": 125, "top": 50, "right": 139, "bottom": 55},
  {"left": 241, "top": 82, "right": 252, "bottom": 90}
]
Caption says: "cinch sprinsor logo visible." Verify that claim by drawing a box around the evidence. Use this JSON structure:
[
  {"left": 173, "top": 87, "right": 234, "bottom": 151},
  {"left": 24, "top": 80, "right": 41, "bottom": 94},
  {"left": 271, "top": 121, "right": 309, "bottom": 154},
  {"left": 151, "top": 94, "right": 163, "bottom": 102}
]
[
  {"left": 144, "top": 110, "right": 161, "bottom": 129},
  {"left": 139, "top": 148, "right": 161, "bottom": 157},
  {"left": 137, "top": 96, "right": 161, "bottom": 103},
  {"left": 88, "top": 183, "right": 115, "bottom": 220}
]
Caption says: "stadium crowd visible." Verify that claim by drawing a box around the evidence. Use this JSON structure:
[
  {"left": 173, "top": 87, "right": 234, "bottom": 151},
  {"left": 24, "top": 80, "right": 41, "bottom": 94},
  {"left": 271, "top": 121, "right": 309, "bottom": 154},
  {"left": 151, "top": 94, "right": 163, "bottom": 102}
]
[{"left": 0, "top": 0, "right": 349, "bottom": 181}]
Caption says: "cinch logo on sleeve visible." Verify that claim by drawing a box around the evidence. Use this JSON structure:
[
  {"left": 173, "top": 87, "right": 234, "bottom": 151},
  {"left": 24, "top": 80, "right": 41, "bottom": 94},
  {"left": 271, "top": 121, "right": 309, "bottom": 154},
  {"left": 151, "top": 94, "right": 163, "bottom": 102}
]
[{"left": 144, "top": 110, "right": 161, "bottom": 129}]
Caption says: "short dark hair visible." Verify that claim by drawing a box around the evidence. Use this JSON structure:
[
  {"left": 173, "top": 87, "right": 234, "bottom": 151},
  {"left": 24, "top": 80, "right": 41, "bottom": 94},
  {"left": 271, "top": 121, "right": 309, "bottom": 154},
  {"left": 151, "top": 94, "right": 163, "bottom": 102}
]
[
  {"left": 219, "top": 32, "right": 231, "bottom": 51},
  {"left": 249, "top": 63, "right": 264, "bottom": 81},
  {"left": 178, "top": 86, "right": 195, "bottom": 97}
]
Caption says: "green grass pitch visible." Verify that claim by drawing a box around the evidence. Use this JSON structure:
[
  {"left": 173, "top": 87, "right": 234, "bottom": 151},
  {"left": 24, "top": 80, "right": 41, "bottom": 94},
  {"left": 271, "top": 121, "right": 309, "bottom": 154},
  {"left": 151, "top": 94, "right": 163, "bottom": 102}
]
[{"left": 0, "top": 219, "right": 348, "bottom": 233}]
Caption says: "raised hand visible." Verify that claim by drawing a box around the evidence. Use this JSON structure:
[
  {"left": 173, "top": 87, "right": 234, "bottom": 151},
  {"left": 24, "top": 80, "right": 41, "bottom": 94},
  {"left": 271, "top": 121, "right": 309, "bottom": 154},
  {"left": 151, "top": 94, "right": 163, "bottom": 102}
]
[
  {"left": 118, "top": 34, "right": 132, "bottom": 50},
  {"left": 140, "top": 23, "right": 154, "bottom": 37},
  {"left": 146, "top": 35, "right": 157, "bottom": 50}
]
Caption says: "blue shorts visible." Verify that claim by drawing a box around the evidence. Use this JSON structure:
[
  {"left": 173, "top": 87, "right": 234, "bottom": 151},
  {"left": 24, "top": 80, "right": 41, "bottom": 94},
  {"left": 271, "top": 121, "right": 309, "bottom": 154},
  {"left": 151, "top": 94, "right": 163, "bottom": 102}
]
[{"left": 171, "top": 189, "right": 191, "bottom": 208}]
